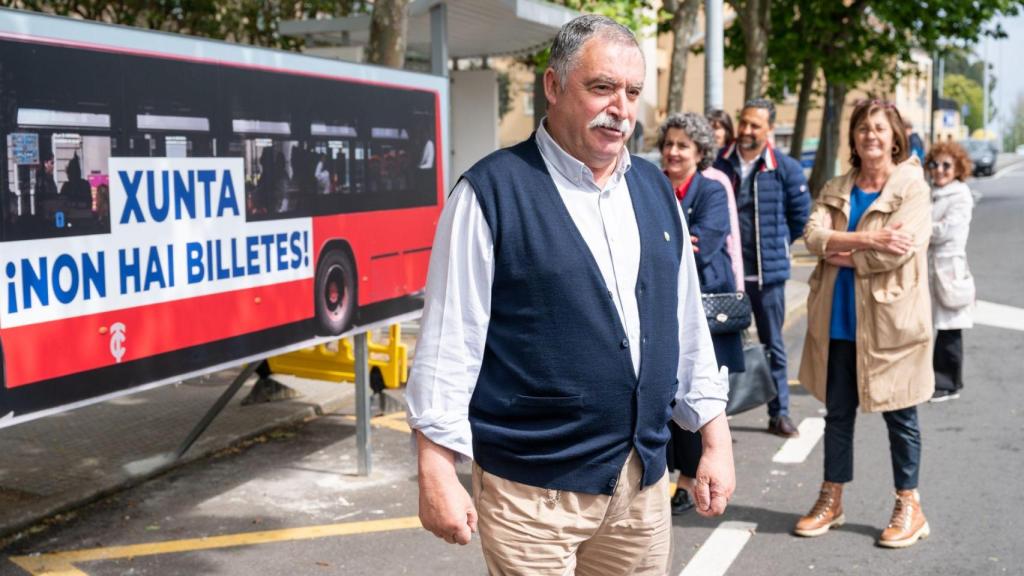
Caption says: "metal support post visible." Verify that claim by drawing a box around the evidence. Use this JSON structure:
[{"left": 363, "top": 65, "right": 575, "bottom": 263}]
[
  {"left": 175, "top": 361, "right": 260, "bottom": 461},
  {"left": 704, "top": 0, "right": 724, "bottom": 112},
  {"left": 354, "top": 332, "right": 372, "bottom": 476},
  {"left": 983, "top": 37, "right": 990, "bottom": 138},
  {"left": 930, "top": 50, "right": 938, "bottom": 145},
  {"left": 430, "top": 3, "right": 448, "bottom": 78}
]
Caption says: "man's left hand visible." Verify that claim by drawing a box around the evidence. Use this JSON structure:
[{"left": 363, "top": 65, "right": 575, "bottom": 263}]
[{"left": 693, "top": 413, "right": 735, "bottom": 517}]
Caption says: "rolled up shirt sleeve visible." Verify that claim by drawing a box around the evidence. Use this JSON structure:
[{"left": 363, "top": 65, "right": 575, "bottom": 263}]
[
  {"left": 672, "top": 203, "right": 730, "bottom": 432},
  {"left": 405, "top": 179, "right": 493, "bottom": 461}
]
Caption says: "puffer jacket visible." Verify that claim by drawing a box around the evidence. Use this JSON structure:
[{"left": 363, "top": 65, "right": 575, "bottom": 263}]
[
  {"left": 930, "top": 180, "right": 975, "bottom": 330},
  {"left": 713, "top": 143, "right": 811, "bottom": 286}
]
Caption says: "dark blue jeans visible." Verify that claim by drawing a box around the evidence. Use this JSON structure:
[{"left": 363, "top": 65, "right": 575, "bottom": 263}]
[
  {"left": 824, "top": 340, "right": 921, "bottom": 490},
  {"left": 745, "top": 280, "right": 789, "bottom": 417}
]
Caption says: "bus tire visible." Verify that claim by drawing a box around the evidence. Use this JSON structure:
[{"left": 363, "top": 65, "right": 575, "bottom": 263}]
[{"left": 315, "top": 249, "right": 357, "bottom": 336}]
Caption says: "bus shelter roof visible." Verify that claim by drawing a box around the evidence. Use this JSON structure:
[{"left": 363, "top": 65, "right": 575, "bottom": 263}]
[{"left": 279, "top": 0, "right": 579, "bottom": 59}]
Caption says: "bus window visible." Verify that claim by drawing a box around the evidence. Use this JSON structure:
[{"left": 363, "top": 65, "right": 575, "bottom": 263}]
[
  {"left": 126, "top": 54, "right": 218, "bottom": 159},
  {"left": 369, "top": 127, "right": 411, "bottom": 195},
  {"left": 234, "top": 124, "right": 302, "bottom": 219},
  {"left": 134, "top": 114, "right": 213, "bottom": 158},
  {"left": 3, "top": 110, "right": 112, "bottom": 241},
  {"left": 309, "top": 124, "right": 357, "bottom": 198}
]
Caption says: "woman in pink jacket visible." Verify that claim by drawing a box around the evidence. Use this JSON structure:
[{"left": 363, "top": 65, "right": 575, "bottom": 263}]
[{"left": 705, "top": 109, "right": 744, "bottom": 289}]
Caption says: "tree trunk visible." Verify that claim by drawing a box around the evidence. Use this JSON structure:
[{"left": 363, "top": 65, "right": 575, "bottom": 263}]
[
  {"left": 789, "top": 57, "right": 817, "bottom": 160},
  {"left": 665, "top": 0, "right": 702, "bottom": 114},
  {"left": 808, "top": 79, "right": 847, "bottom": 197},
  {"left": 533, "top": 71, "right": 547, "bottom": 129},
  {"left": 366, "top": 0, "right": 409, "bottom": 68},
  {"left": 741, "top": 0, "right": 771, "bottom": 101}
]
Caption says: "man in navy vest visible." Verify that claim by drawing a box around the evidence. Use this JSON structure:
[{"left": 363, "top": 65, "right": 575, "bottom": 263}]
[
  {"left": 713, "top": 99, "right": 811, "bottom": 438},
  {"left": 407, "top": 14, "right": 733, "bottom": 574}
]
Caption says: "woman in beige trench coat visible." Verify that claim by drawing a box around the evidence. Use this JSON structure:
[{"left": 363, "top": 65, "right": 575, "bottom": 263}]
[{"left": 794, "top": 100, "right": 934, "bottom": 549}]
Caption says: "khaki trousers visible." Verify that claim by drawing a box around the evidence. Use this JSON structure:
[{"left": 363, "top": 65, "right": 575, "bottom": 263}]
[{"left": 472, "top": 450, "right": 671, "bottom": 576}]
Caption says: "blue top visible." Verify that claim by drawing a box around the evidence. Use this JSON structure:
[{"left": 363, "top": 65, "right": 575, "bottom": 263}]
[{"left": 830, "top": 186, "right": 880, "bottom": 341}]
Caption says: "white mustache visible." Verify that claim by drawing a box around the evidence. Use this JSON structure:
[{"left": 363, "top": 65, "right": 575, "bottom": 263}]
[{"left": 588, "top": 112, "right": 631, "bottom": 134}]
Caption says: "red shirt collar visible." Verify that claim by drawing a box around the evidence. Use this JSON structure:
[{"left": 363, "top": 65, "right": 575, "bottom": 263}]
[{"left": 668, "top": 172, "right": 696, "bottom": 202}]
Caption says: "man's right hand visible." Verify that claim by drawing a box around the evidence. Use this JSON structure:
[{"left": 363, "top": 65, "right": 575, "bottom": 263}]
[{"left": 416, "top": 432, "right": 478, "bottom": 545}]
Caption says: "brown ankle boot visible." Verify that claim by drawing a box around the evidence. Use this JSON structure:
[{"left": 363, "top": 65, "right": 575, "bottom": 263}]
[
  {"left": 794, "top": 481, "right": 845, "bottom": 537},
  {"left": 878, "top": 489, "right": 930, "bottom": 548}
]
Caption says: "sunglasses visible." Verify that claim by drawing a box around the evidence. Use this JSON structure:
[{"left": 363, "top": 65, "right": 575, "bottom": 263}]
[{"left": 926, "top": 160, "right": 953, "bottom": 171}]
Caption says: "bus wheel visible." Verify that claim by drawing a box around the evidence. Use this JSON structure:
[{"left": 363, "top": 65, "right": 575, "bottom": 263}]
[{"left": 315, "top": 250, "right": 356, "bottom": 336}]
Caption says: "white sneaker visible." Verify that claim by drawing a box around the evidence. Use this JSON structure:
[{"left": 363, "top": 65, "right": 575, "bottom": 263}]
[{"left": 929, "top": 390, "right": 961, "bottom": 403}]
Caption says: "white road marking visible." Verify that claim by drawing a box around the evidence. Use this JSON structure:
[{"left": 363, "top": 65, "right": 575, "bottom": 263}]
[
  {"left": 678, "top": 521, "right": 758, "bottom": 576},
  {"left": 990, "top": 160, "right": 1024, "bottom": 181},
  {"left": 772, "top": 417, "right": 825, "bottom": 464},
  {"left": 974, "top": 300, "right": 1024, "bottom": 332}
]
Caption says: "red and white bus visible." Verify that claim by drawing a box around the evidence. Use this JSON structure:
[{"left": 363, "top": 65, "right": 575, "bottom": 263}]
[{"left": 0, "top": 9, "right": 448, "bottom": 426}]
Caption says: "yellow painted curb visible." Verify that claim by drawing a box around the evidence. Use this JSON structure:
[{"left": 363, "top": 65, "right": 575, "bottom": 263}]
[{"left": 9, "top": 516, "right": 422, "bottom": 576}]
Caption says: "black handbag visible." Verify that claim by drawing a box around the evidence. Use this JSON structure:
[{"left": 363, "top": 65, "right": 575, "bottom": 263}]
[
  {"left": 702, "top": 292, "right": 752, "bottom": 335},
  {"left": 726, "top": 342, "right": 777, "bottom": 416}
]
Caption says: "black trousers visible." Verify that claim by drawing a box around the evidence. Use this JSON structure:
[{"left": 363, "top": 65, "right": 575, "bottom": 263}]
[
  {"left": 667, "top": 422, "right": 702, "bottom": 478},
  {"left": 933, "top": 329, "right": 964, "bottom": 392},
  {"left": 824, "top": 340, "right": 922, "bottom": 490}
]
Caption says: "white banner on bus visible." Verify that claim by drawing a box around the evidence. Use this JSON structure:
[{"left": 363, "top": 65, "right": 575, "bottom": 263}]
[{"left": 1, "top": 157, "right": 313, "bottom": 329}]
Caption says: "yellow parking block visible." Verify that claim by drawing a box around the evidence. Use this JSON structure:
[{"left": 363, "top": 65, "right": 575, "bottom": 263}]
[
  {"left": 269, "top": 324, "right": 408, "bottom": 390},
  {"left": 342, "top": 410, "right": 412, "bottom": 434}
]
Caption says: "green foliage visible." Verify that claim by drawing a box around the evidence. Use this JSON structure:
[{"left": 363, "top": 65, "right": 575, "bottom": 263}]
[
  {"left": 555, "top": 0, "right": 655, "bottom": 33},
  {"left": 2, "top": 0, "right": 370, "bottom": 50},
  {"left": 525, "top": 0, "right": 654, "bottom": 73},
  {"left": 727, "top": 0, "right": 1023, "bottom": 98},
  {"left": 944, "top": 74, "right": 984, "bottom": 133},
  {"left": 943, "top": 49, "right": 997, "bottom": 120},
  {"left": 945, "top": 50, "right": 985, "bottom": 86},
  {"left": 497, "top": 70, "right": 513, "bottom": 121},
  {"left": 1002, "top": 93, "right": 1024, "bottom": 150}
]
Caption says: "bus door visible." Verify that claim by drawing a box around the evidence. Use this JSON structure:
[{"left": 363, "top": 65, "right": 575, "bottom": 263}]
[
  {"left": 368, "top": 126, "right": 411, "bottom": 196},
  {"left": 219, "top": 66, "right": 311, "bottom": 221},
  {"left": 308, "top": 123, "right": 360, "bottom": 214}
]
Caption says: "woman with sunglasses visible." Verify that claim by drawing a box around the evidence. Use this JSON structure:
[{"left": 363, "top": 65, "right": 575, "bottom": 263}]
[
  {"left": 796, "top": 100, "right": 933, "bottom": 548},
  {"left": 924, "top": 142, "right": 976, "bottom": 402}
]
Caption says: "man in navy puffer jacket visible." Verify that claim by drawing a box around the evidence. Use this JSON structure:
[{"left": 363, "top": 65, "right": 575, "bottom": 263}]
[{"left": 714, "top": 98, "right": 810, "bottom": 438}]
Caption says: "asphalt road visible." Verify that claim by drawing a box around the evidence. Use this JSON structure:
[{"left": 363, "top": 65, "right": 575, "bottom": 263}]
[{"left": 2, "top": 165, "right": 1022, "bottom": 575}]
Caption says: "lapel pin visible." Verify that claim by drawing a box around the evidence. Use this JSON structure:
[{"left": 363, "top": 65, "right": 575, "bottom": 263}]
[{"left": 664, "top": 231, "right": 670, "bottom": 242}]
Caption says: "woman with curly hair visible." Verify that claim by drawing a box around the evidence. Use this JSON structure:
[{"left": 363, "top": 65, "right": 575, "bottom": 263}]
[
  {"left": 658, "top": 112, "right": 745, "bottom": 515},
  {"left": 924, "top": 141, "right": 976, "bottom": 402}
]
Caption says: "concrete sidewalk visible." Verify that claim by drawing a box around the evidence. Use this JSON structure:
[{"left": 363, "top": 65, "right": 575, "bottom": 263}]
[
  {"left": 0, "top": 370, "right": 356, "bottom": 539},
  {"left": 0, "top": 268, "right": 813, "bottom": 542}
]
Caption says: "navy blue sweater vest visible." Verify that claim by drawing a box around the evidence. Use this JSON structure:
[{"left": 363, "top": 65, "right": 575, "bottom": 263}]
[{"left": 462, "top": 136, "right": 684, "bottom": 495}]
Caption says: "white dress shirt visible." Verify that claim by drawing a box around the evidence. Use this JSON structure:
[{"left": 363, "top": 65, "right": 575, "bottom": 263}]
[{"left": 406, "top": 122, "right": 729, "bottom": 461}]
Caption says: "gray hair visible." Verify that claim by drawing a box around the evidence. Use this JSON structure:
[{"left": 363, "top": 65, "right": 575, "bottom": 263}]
[
  {"left": 743, "top": 98, "right": 776, "bottom": 126},
  {"left": 657, "top": 112, "right": 716, "bottom": 171},
  {"left": 549, "top": 14, "right": 640, "bottom": 90}
]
